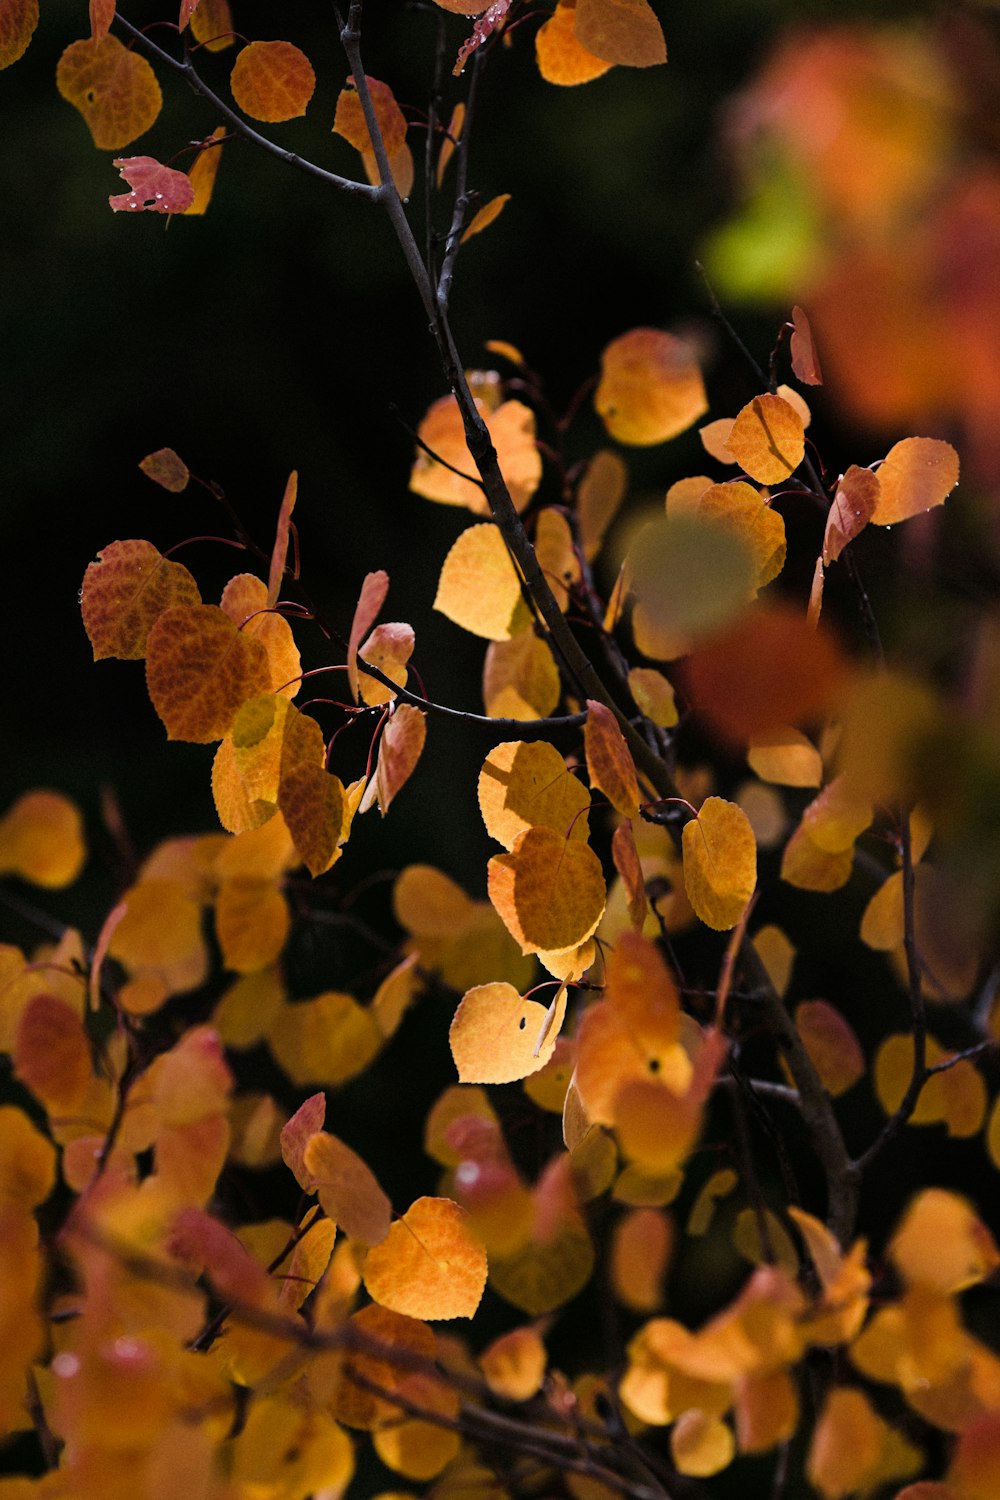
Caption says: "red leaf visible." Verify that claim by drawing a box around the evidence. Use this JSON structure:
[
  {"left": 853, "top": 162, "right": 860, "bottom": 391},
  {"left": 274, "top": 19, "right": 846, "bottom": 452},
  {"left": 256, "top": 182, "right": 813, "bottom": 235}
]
[
  {"left": 109, "top": 156, "right": 195, "bottom": 215},
  {"left": 790, "top": 304, "right": 823, "bottom": 386}
]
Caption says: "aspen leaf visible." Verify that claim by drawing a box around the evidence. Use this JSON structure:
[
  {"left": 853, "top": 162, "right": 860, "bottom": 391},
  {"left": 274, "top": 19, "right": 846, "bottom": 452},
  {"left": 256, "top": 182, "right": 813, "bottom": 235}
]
[
  {"left": 82, "top": 539, "right": 201, "bottom": 661},
  {"left": 461, "top": 193, "right": 511, "bottom": 243},
  {"left": 585, "top": 701, "right": 641, "bottom": 818},
  {"left": 536, "top": 1, "right": 612, "bottom": 86},
  {"left": 302, "top": 1130, "right": 392, "bottom": 1246},
  {"left": 611, "top": 1207, "right": 672, "bottom": 1311},
  {"left": 696, "top": 482, "right": 786, "bottom": 591},
  {"left": 874, "top": 1035, "right": 986, "bottom": 1138},
  {"left": 795, "top": 1001, "right": 864, "bottom": 1097},
  {"left": 488, "top": 826, "right": 606, "bottom": 955},
  {"left": 872, "top": 438, "right": 960, "bottom": 526},
  {"left": 139, "top": 448, "right": 189, "bottom": 493},
  {"left": 667, "top": 475, "right": 715, "bottom": 512},
  {"left": 671, "top": 1410, "right": 734, "bottom": 1478},
  {"left": 450, "top": 982, "right": 566, "bottom": 1084},
  {"left": 276, "top": 1215, "right": 337, "bottom": 1310},
  {"left": 267, "top": 992, "right": 381, "bottom": 1088},
  {"left": 748, "top": 727, "right": 822, "bottom": 787},
  {"left": 752, "top": 924, "right": 795, "bottom": 998},
  {"left": 699, "top": 418, "right": 737, "bottom": 463},
  {"left": 824, "top": 465, "right": 880, "bottom": 564},
  {"left": 0, "top": 1106, "right": 56, "bottom": 1207},
  {"left": 435, "top": 524, "right": 529, "bottom": 641},
  {"left": 330, "top": 1304, "right": 437, "bottom": 1429},
  {"left": 180, "top": 125, "right": 226, "bottom": 216},
  {"left": 726, "top": 394, "right": 805, "bottom": 485},
  {"left": 732, "top": 1208, "right": 800, "bottom": 1274},
  {"left": 0, "top": 0, "right": 37, "bottom": 68},
  {"left": 682, "top": 797, "right": 756, "bottom": 931},
  {"left": 0, "top": 791, "right": 85, "bottom": 888},
  {"left": 479, "top": 741, "right": 590, "bottom": 850},
  {"left": 231, "top": 40, "right": 315, "bottom": 123},
  {"left": 362, "top": 703, "right": 427, "bottom": 815},
  {"left": 190, "top": 0, "right": 233, "bottom": 51},
  {"left": 628, "top": 514, "right": 756, "bottom": 642},
  {"left": 394, "top": 865, "right": 476, "bottom": 937},
  {"left": 596, "top": 329, "right": 706, "bottom": 445},
  {"left": 807, "top": 1389, "right": 894, "bottom": 1500},
  {"left": 780, "top": 824, "right": 854, "bottom": 892},
  {"left": 612, "top": 821, "right": 648, "bottom": 929},
  {"left": 860, "top": 870, "right": 903, "bottom": 950},
  {"left": 687, "top": 1168, "right": 738, "bottom": 1235},
  {"left": 790, "top": 304, "right": 823, "bottom": 385},
  {"left": 575, "top": 0, "right": 665, "bottom": 67},
  {"left": 14, "top": 994, "right": 92, "bottom": 1114},
  {"left": 534, "top": 508, "right": 580, "bottom": 612},
  {"left": 372, "top": 1375, "right": 460, "bottom": 1480},
  {"left": 482, "top": 632, "right": 560, "bottom": 720},
  {"left": 109, "top": 156, "right": 195, "bottom": 214},
  {"left": 280, "top": 1091, "right": 326, "bottom": 1188},
  {"left": 684, "top": 604, "right": 849, "bottom": 744},
  {"left": 266, "top": 470, "right": 297, "bottom": 607},
  {"left": 890, "top": 1189, "right": 999, "bottom": 1295},
  {"left": 411, "top": 397, "right": 540, "bottom": 514},
  {"left": 334, "top": 76, "right": 407, "bottom": 158},
  {"left": 480, "top": 1327, "right": 547, "bottom": 1401},
  {"left": 371, "top": 954, "right": 422, "bottom": 1039},
  {"left": 57, "top": 36, "right": 162, "bottom": 150},
  {"left": 800, "top": 775, "right": 872, "bottom": 853},
  {"left": 525, "top": 1037, "right": 575, "bottom": 1114},
  {"left": 146, "top": 603, "right": 271, "bottom": 743},
  {"left": 363, "top": 1197, "right": 488, "bottom": 1320},
  {"left": 220, "top": 574, "right": 301, "bottom": 698},
  {"left": 357, "top": 622, "right": 414, "bottom": 707},
  {"left": 578, "top": 449, "right": 627, "bottom": 561},
  {"left": 278, "top": 716, "right": 346, "bottom": 875},
  {"left": 628, "top": 667, "right": 677, "bottom": 727},
  {"left": 215, "top": 877, "right": 290, "bottom": 973},
  {"left": 109, "top": 878, "right": 208, "bottom": 1007},
  {"left": 347, "top": 569, "right": 389, "bottom": 702},
  {"left": 489, "top": 1216, "right": 595, "bottom": 1316}
]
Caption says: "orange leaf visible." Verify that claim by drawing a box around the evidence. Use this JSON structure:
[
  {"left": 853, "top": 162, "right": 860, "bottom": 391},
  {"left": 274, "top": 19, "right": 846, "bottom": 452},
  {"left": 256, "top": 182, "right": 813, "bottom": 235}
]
[
  {"left": 411, "top": 395, "right": 540, "bottom": 514},
  {"left": 266, "top": 471, "right": 298, "bottom": 607},
  {"left": 0, "top": 790, "right": 86, "bottom": 888},
  {"left": 488, "top": 826, "right": 606, "bottom": 955},
  {"left": 14, "top": 994, "right": 92, "bottom": 1114},
  {"left": 682, "top": 797, "right": 756, "bottom": 931},
  {"left": 363, "top": 703, "right": 427, "bottom": 815},
  {"left": 146, "top": 603, "right": 271, "bottom": 743},
  {"left": 611, "top": 821, "right": 648, "bottom": 929},
  {"left": 574, "top": 0, "right": 666, "bottom": 67},
  {"left": 434, "top": 523, "right": 528, "bottom": 640},
  {"left": 363, "top": 1197, "right": 488, "bottom": 1320},
  {"left": 190, "top": 0, "right": 233, "bottom": 51},
  {"left": 780, "top": 824, "right": 853, "bottom": 893},
  {"left": 333, "top": 75, "right": 407, "bottom": 158},
  {"left": 302, "top": 1130, "right": 392, "bottom": 1245},
  {"left": 220, "top": 575, "right": 301, "bottom": 698},
  {"left": 461, "top": 192, "right": 511, "bottom": 243},
  {"left": 0, "top": 1105, "right": 57, "bottom": 1207},
  {"left": 536, "top": 1, "right": 611, "bottom": 86},
  {"left": 82, "top": 539, "right": 201, "bottom": 661},
  {"left": 671, "top": 1410, "right": 734, "bottom": 1478},
  {"left": 450, "top": 981, "right": 566, "bottom": 1084},
  {"left": 611, "top": 1207, "right": 672, "bottom": 1311},
  {"left": 696, "top": 481, "right": 786, "bottom": 590},
  {"left": 330, "top": 1303, "right": 436, "bottom": 1430},
  {"left": 480, "top": 1326, "right": 547, "bottom": 1401},
  {"left": 790, "top": 304, "right": 823, "bottom": 385},
  {"left": 109, "top": 155, "right": 195, "bottom": 214},
  {"left": 1, "top": 0, "right": 38, "bottom": 67},
  {"left": 139, "top": 448, "right": 189, "bottom": 492},
  {"left": 279, "top": 1091, "right": 326, "bottom": 1188},
  {"left": 478, "top": 740, "right": 590, "bottom": 851},
  {"left": 347, "top": 569, "right": 389, "bottom": 702},
  {"left": 890, "top": 1189, "right": 999, "bottom": 1295},
  {"left": 585, "top": 701, "right": 640, "bottom": 818},
  {"left": 277, "top": 710, "right": 346, "bottom": 876},
  {"left": 534, "top": 508, "right": 581, "bottom": 613},
  {"left": 871, "top": 437, "right": 960, "bottom": 526},
  {"left": 57, "top": 34, "right": 161, "bottom": 149},
  {"left": 231, "top": 40, "right": 315, "bottom": 123},
  {"left": 357, "top": 622, "right": 415, "bottom": 708},
  {"left": 794, "top": 1001, "right": 864, "bottom": 1097},
  {"left": 267, "top": 991, "right": 381, "bottom": 1088},
  {"left": 595, "top": 328, "right": 706, "bottom": 445},
  {"left": 215, "top": 877, "right": 290, "bottom": 973},
  {"left": 699, "top": 418, "right": 737, "bottom": 464},
  {"left": 684, "top": 603, "right": 850, "bottom": 744},
  {"left": 483, "top": 632, "right": 560, "bottom": 720},
  {"left": 726, "top": 394, "right": 805, "bottom": 485},
  {"left": 824, "top": 466, "right": 880, "bottom": 564}
]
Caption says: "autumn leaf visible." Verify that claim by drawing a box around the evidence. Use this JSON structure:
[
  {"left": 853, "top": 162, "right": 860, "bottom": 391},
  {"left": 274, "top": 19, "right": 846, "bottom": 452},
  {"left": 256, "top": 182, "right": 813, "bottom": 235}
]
[
  {"left": 146, "top": 603, "right": 271, "bottom": 743},
  {"left": 0, "top": 0, "right": 38, "bottom": 68},
  {"left": 266, "top": 471, "right": 297, "bottom": 607},
  {"left": 682, "top": 797, "right": 757, "bottom": 931},
  {"left": 726, "top": 394, "right": 805, "bottom": 485},
  {"left": 347, "top": 570, "right": 389, "bottom": 702},
  {"left": 109, "top": 156, "right": 195, "bottom": 214},
  {"left": 231, "top": 40, "right": 315, "bottom": 123},
  {"left": 363, "top": 1197, "right": 488, "bottom": 1320},
  {"left": 434, "top": 523, "right": 528, "bottom": 640},
  {"left": 360, "top": 703, "right": 427, "bottom": 815},
  {"left": 82, "top": 539, "right": 201, "bottom": 661},
  {"left": 333, "top": 75, "right": 407, "bottom": 158},
  {"left": 301, "top": 1130, "right": 392, "bottom": 1245},
  {"left": 190, "top": 0, "right": 233, "bottom": 51},
  {"left": 488, "top": 826, "right": 606, "bottom": 955},
  {"left": 628, "top": 513, "right": 756, "bottom": 644},
  {"left": 478, "top": 740, "right": 590, "bottom": 850},
  {"left": 536, "top": 1, "right": 612, "bottom": 86},
  {"left": 411, "top": 395, "right": 541, "bottom": 514},
  {"left": 824, "top": 466, "right": 880, "bottom": 564},
  {"left": 482, "top": 632, "right": 561, "bottom": 720},
  {"left": 57, "top": 35, "right": 162, "bottom": 150},
  {"left": 871, "top": 437, "right": 960, "bottom": 525},
  {"left": 279, "top": 1091, "right": 326, "bottom": 1188},
  {"left": 139, "top": 448, "right": 189, "bottom": 492},
  {"left": 794, "top": 1001, "right": 864, "bottom": 1097},
  {"left": 585, "top": 701, "right": 641, "bottom": 819},
  {"left": 450, "top": 982, "right": 566, "bottom": 1084},
  {"left": 0, "top": 790, "right": 86, "bottom": 888},
  {"left": 461, "top": 193, "right": 511, "bottom": 243},
  {"left": 574, "top": 0, "right": 666, "bottom": 68},
  {"left": 790, "top": 304, "right": 824, "bottom": 385},
  {"left": 596, "top": 329, "right": 706, "bottom": 445}
]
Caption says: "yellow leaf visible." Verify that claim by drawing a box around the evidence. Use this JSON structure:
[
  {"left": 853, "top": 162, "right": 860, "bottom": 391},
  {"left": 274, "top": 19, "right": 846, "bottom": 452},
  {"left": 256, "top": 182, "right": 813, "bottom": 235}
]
[
  {"left": 302, "top": 1130, "right": 392, "bottom": 1246},
  {"left": 363, "top": 1197, "right": 488, "bottom": 1320},
  {"left": 670, "top": 1410, "right": 734, "bottom": 1478},
  {"left": 682, "top": 797, "right": 757, "bottom": 931},
  {"left": 478, "top": 739, "right": 590, "bottom": 850},
  {"left": 461, "top": 192, "right": 510, "bottom": 243},
  {"left": 482, "top": 632, "right": 560, "bottom": 720},
  {"left": 747, "top": 728, "right": 822, "bottom": 787},
  {"left": 595, "top": 329, "right": 706, "bottom": 445},
  {"left": 434, "top": 524, "right": 528, "bottom": 640},
  {"left": 450, "top": 982, "right": 566, "bottom": 1084},
  {"left": 890, "top": 1189, "right": 999, "bottom": 1294},
  {"left": 872, "top": 437, "right": 960, "bottom": 525},
  {"left": 585, "top": 701, "right": 641, "bottom": 818},
  {"left": 726, "top": 394, "right": 805, "bottom": 485},
  {"left": 488, "top": 826, "right": 606, "bottom": 954},
  {"left": 0, "top": 791, "right": 86, "bottom": 889}
]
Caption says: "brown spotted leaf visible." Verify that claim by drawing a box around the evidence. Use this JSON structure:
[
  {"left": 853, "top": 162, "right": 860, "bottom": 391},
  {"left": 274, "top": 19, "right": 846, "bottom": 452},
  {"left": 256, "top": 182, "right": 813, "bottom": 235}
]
[
  {"left": 277, "top": 706, "right": 346, "bottom": 875},
  {"left": 488, "top": 826, "right": 605, "bottom": 955},
  {"left": 57, "top": 35, "right": 162, "bottom": 150},
  {"left": 82, "top": 539, "right": 201, "bottom": 661},
  {"left": 1, "top": 0, "right": 38, "bottom": 67},
  {"left": 146, "top": 603, "right": 271, "bottom": 742}
]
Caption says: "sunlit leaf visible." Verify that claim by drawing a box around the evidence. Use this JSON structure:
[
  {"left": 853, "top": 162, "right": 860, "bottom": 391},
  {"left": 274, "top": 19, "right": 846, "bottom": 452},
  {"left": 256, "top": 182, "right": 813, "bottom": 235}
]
[
  {"left": 488, "top": 826, "right": 606, "bottom": 955},
  {"left": 479, "top": 740, "right": 590, "bottom": 851},
  {"left": 871, "top": 438, "right": 960, "bottom": 526},
  {"left": 363, "top": 1197, "right": 488, "bottom": 1320},
  {"left": 82, "top": 539, "right": 201, "bottom": 661},
  {"left": 578, "top": 449, "right": 627, "bottom": 561},
  {"left": 220, "top": 574, "right": 301, "bottom": 698},
  {"left": 696, "top": 481, "right": 786, "bottom": 590},
  {"left": 611, "top": 821, "right": 648, "bottom": 929},
  {"left": 231, "top": 40, "right": 315, "bottom": 123},
  {"left": 450, "top": 981, "right": 566, "bottom": 1084},
  {"left": 139, "top": 448, "right": 189, "bottom": 492},
  {"left": 0, "top": 790, "right": 86, "bottom": 888},
  {"left": 334, "top": 75, "right": 407, "bottom": 158},
  {"left": 628, "top": 666, "right": 677, "bottom": 728},
  {"left": 357, "top": 622, "right": 414, "bottom": 707},
  {"left": 57, "top": 35, "right": 162, "bottom": 150},
  {"left": 362, "top": 703, "right": 427, "bottom": 815},
  {"left": 267, "top": 991, "right": 382, "bottom": 1088},
  {"left": 146, "top": 603, "right": 271, "bottom": 743},
  {"left": 748, "top": 727, "right": 822, "bottom": 787},
  {"left": 109, "top": 155, "right": 195, "bottom": 214},
  {"left": 682, "top": 797, "right": 756, "bottom": 931},
  {"left": 536, "top": 1, "right": 612, "bottom": 85},
  {"left": 628, "top": 514, "right": 755, "bottom": 644},
  {"left": 480, "top": 1326, "right": 547, "bottom": 1401},
  {"left": 596, "top": 329, "right": 705, "bottom": 445},
  {"left": 302, "top": 1130, "right": 392, "bottom": 1245},
  {"left": 824, "top": 466, "right": 880, "bottom": 564},
  {"left": 434, "top": 523, "right": 529, "bottom": 640},
  {"left": 699, "top": 418, "right": 737, "bottom": 463},
  {"left": 411, "top": 396, "right": 540, "bottom": 514},
  {"left": 482, "top": 631, "right": 561, "bottom": 720},
  {"left": 574, "top": 0, "right": 666, "bottom": 67},
  {"left": 726, "top": 394, "right": 805, "bottom": 485}
]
